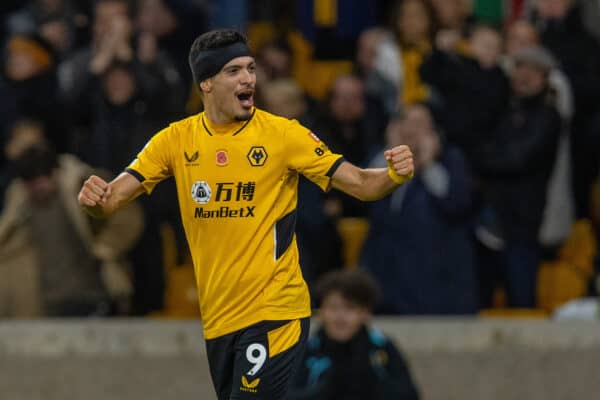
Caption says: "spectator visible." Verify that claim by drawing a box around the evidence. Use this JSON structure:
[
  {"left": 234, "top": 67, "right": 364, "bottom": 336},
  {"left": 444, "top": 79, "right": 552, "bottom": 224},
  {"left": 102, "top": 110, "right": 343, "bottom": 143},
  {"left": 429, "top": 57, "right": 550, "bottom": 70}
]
[
  {"left": 253, "top": 42, "right": 315, "bottom": 118},
  {"left": 2, "top": 0, "right": 90, "bottom": 59},
  {"left": 0, "top": 119, "right": 46, "bottom": 211},
  {"left": 428, "top": 0, "right": 474, "bottom": 56},
  {"left": 290, "top": 269, "right": 420, "bottom": 400},
  {"left": 37, "top": 11, "right": 78, "bottom": 59},
  {"left": 3, "top": 0, "right": 70, "bottom": 36},
  {"left": 0, "top": 32, "right": 66, "bottom": 160},
  {"left": 373, "top": 0, "right": 436, "bottom": 110},
  {"left": 361, "top": 105, "right": 477, "bottom": 314},
  {"left": 59, "top": 0, "right": 183, "bottom": 123},
  {"left": 0, "top": 144, "right": 143, "bottom": 317},
  {"left": 529, "top": 0, "right": 600, "bottom": 218},
  {"left": 70, "top": 59, "right": 183, "bottom": 315},
  {"left": 473, "top": 46, "right": 561, "bottom": 308},
  {"left": 420, "top": 24, "right": 509, "bottom": 161},
  {"left": 256, "top": 41, "right": 294, "bottom": 82},
  {"left": 504, "top": 20, "right": 573, "bottom": 122},
  {"left": 504, "top": 20, "right": 575, "bottom": 248},
  {"left": 580, "top": 0, "right": 600, "bottom": 41},
  {"left": 3, "top": 120, "right": 46, "bottom": 162},
  {"left": 58, "top": 0, "right": 133, "bottom": 102},
  {"left": 313, "top": 74, "right": 384, "bottom": 218},
  {"left": 260, "top": 79, "right": 306, "bottom": 117},
  {"left": 259, "top": 78, "right": 313, "bottom": 126},
  {"left": 355, "top": 27, "right": 398, "bottom": 117},
  {"left": 53, "top": 1, "right": 186, "bottom": 317},
  {"left": 468, "top": 22, "right": 504, "bottom": 69},
  {"left": 505, "top": 19, "right": 539, "bottom": 55},
  {"left": 136, "top": 0, "right": 208, "bottom": 92},
  {"left": 430, "top": 0, "right": 472, "bottom": 32},
  {"left": 316, "top": 74, "right": 384, "bottom": 169},
  {"left": 75, "top": 60, "right": 174, "bottom": 173}
]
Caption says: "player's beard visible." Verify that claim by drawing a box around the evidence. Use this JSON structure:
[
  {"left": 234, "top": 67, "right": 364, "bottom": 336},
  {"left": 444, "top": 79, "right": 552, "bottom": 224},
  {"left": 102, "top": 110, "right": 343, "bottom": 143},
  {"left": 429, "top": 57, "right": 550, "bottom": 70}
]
[{"left": 234, "top": 109, "right": 253, "bottom": 121}]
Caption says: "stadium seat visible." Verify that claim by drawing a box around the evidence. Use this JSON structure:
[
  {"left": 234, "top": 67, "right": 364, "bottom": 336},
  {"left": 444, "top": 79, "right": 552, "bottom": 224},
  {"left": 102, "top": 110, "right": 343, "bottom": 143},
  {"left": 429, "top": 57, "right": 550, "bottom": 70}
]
[
  {"left": 336, "top": 217, "right": 369, "bottom": 268},
  {"left": 287, "top": 31, "right": 354, "bottom": 100},
  {"left": 536, "top": 219, "right": 596, "bottom": 312},
  {"left": 160, "top": 262, "right": 200, "bottom": 318},
  {"left": 151, "top": 224, "right": 200, "bottom": 319}
]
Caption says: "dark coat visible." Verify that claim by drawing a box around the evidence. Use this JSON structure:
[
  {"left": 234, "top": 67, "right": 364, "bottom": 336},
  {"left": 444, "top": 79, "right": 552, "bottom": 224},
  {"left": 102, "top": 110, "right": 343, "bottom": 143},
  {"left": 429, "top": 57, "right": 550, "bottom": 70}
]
[
  {"left": 361, "top": 147, "right": 478, "bottom": 314},
  {"left": 312, "top": 99, "right": 387, "bottom": 219},
  {"left": 67, "top": 59, "right": 180, "bottom": 174},
  {"left": 64, "top": 59, "right": 184, "bottom": 314},
  {"left": 290, "top": 326, "right": 419, "bottom": 400},
  {"left": 532, "top": 5, "right": 600, "bottom": 124},
  {"left": 0, "top": 70, "right": 67, "bottom": 159},
  {"left": 420, "top": 49, "right": 510, "bottom": 158},
  {"left": 473, "top": 93, "right": 561, "bottom": 244}
]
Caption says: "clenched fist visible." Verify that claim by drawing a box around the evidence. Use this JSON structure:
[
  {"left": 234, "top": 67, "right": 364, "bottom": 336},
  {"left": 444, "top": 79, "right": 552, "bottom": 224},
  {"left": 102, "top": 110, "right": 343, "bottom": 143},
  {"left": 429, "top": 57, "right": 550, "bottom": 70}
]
[
  {"left": 78, "top": 175, "right": 112, "bottom": 207},
  {"left": 385, "top": 145, "right": 414, "bottom": 178}
]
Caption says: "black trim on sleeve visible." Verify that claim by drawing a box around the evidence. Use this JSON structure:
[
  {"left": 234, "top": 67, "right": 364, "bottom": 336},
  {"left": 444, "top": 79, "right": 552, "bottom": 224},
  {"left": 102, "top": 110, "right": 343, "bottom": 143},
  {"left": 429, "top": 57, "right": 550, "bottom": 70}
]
[
  {"left": 326, "top": 157, "right": 346, "bottom": 178},
  {"left": 125, "top": 168, "right": 146, "bottom": 183},
  {"left": 275, "top": 209, "right": 297, "bottom": 260}
]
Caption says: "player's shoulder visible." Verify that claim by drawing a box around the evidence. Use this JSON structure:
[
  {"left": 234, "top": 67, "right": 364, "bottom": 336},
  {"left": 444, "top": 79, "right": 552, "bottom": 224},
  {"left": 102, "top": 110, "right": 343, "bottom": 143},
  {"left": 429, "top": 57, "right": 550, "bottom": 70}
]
[
  {"left": 149, "top": 114, "right": 200, "bottom": 145},
  {"left": 254, "top": 108, "right": 304, "bottom": 129},
  {"left": 253, "top": 108, "right": 309, "bottom": 137},
  {"left": 167, "top": 113, "right": 200, "bottom": 132}
]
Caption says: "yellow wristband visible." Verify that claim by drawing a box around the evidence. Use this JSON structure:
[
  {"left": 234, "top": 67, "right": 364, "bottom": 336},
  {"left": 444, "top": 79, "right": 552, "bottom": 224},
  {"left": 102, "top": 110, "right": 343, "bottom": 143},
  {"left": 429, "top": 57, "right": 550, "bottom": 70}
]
[{"left": 387, "top": 161, "right": 414, "bottom": 185}]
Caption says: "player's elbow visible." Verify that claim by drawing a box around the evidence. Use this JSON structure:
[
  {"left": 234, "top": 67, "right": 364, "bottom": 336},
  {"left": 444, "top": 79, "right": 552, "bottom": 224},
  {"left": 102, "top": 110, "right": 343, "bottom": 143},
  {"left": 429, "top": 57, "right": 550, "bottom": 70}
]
[
  {"left": 352, "top": 171, "right": 392, "bottom": 202},
  {"left": 357, "top": 191, "right": 389, "bottom": 202},
  {"left": 347, "top": 184, "right": 389, "bottom": 202}
]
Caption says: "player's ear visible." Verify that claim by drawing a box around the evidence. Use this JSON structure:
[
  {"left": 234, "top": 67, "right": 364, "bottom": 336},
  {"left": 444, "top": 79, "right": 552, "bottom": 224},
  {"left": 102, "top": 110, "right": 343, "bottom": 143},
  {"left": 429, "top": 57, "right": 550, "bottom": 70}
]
[{"left": 200, "top": 79, "right": 212, "bottom": 93}]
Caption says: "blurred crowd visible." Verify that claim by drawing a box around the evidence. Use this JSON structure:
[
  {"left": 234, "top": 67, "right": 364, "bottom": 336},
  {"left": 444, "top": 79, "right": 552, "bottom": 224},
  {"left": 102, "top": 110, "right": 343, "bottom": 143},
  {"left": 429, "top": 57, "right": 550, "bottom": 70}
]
[{"left": 0, "top": 0, "right": 599, "bottom": 320}]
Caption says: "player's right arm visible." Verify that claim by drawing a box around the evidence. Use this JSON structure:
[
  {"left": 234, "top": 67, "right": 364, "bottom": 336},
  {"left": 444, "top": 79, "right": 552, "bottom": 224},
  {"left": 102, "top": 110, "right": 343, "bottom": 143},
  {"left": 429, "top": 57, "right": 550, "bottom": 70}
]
[
  {"left": 78, "top": 172, "right": 145, "bottom": 218},
  {"left": 80, "top": 125, "right": 174, "bottom": 218}
]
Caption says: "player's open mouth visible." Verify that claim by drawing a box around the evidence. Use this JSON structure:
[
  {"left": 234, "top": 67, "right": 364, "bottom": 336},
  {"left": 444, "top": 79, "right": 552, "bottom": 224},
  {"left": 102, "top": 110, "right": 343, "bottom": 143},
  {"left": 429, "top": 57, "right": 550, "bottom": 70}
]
[{"left": 236, "top": 91, "right": 254, "bottom": 109}]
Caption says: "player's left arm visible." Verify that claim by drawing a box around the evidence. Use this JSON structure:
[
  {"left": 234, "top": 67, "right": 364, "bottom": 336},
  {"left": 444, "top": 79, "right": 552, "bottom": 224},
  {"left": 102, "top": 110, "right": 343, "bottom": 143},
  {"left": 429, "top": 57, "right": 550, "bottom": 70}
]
[{"left": 331, "top": 145, "right": 414, "bottom": 201}]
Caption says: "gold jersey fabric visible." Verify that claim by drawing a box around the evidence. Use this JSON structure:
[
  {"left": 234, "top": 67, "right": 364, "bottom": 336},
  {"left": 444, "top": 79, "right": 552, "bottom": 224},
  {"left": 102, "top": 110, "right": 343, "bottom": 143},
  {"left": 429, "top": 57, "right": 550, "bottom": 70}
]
[{"left": 126, "top": 108, "right": 344, "bottom": 339}]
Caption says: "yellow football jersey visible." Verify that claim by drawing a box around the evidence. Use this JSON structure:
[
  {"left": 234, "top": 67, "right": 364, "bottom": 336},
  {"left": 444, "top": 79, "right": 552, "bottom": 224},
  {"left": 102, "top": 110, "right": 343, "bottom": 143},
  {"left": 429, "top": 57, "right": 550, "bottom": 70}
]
[{"left": 126, "top": 108, "right": 344, "bottom": 339}]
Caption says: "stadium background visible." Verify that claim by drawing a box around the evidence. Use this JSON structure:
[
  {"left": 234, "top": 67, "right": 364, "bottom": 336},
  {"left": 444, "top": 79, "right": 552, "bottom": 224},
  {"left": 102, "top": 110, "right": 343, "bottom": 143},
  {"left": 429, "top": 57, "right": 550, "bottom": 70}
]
[{"left": 0, "top": 0, "right": 599, "bottom": 398}]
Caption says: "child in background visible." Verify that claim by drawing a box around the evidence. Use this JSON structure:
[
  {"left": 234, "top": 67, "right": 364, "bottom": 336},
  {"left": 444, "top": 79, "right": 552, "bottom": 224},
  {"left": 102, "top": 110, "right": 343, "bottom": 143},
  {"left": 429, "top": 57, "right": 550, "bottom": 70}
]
[{"left": 290, "top": 269, "right": 420, "bottom": 400}]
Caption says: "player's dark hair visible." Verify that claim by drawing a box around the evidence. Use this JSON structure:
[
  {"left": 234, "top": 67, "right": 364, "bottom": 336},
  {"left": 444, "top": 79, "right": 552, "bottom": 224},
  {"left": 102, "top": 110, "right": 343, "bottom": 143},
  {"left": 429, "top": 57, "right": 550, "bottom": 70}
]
[
  {"left": 190, "top": 29, "right": 247, "bottom": 54},
  {"left": 314, "top": 269, "right": 380, "bottom": 310},
  {"left": 12, "top": 144, "right": 59, "bottom": 181}
]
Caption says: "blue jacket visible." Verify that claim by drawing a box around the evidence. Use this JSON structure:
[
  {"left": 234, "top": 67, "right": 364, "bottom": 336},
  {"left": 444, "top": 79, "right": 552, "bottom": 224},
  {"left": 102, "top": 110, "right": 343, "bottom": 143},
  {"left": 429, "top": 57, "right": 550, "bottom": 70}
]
[
  {"left": 290, "top": 325, "right": 419, "bottom": 400},
  {"left": 361, "top": 146, "right": 478, "bottom": 314}
]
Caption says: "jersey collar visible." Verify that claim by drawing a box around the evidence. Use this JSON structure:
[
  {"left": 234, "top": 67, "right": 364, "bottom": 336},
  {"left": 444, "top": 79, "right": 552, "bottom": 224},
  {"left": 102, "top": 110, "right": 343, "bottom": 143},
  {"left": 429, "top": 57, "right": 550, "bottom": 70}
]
[{"left": 201, "top": 108, "right": 256, "bottom": 137}]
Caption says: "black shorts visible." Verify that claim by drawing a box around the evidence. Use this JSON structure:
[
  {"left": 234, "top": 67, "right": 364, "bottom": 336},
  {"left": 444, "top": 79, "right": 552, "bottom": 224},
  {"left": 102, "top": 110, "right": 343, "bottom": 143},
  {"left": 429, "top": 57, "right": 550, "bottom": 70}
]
[{"left": 205, "top": 318, "right": 310, "bottom": 400}]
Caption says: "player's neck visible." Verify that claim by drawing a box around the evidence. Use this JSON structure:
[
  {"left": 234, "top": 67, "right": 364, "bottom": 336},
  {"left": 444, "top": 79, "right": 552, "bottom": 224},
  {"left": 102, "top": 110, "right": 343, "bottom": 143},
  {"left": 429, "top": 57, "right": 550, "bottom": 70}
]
[
  {"left": 203, "top": 106, "right": 244, "bottom": 135},
  {"left": 203, "top": 103, "right": 237, "bottom": 126}
]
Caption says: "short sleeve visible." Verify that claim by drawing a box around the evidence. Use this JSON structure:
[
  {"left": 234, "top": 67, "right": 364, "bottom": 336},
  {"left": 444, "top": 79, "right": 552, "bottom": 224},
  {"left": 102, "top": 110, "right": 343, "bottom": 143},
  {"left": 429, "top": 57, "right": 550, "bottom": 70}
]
[
  {"left": 285, "top": 120, "right": 344, "bottom": 191},
  {"left": 125, "top": 126, "right": 174, "bottom": 194}
]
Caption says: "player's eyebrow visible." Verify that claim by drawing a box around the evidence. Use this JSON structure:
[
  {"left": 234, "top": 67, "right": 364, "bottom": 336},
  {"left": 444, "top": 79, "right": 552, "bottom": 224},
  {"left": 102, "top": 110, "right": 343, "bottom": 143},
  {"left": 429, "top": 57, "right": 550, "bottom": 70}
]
[{"left": 223, "top": 59, "right": 256, "bottom": 72}]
